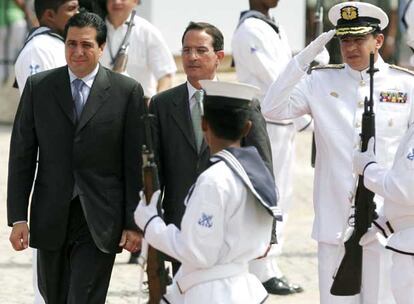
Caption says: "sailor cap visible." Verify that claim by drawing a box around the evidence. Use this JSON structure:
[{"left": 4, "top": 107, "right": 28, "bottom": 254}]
[{"left": 199, "top": 80, "right": 260, "bottom": 111}]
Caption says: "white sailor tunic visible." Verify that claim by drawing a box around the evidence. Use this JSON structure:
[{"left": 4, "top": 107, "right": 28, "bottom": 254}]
[{"left": 143, "top": 147, "right": 279, "bottom": 304}]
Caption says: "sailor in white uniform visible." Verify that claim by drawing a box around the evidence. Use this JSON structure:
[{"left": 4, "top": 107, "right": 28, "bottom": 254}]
[
  {"left": 353, "top": 126, "right": 414, "bottom": 304},
  {"left": 14, "top": 0, "right": 78, "bottom": 93},
  {"left": 101, "top": 0, "right": 176, "bottom": 98},
  {"left": 231, "top": 0, "right": 311, "bottom": 293},
  {"left": 134, "top": 80, "right": 280, "bottom": 304},
  {"left": 262, "top": 2, "right": 414, "bottom": 303}
]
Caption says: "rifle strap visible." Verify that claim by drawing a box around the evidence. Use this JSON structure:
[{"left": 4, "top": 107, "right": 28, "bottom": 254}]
[{"left": 109, "top": 11, "right": 136, "bottom": 66}]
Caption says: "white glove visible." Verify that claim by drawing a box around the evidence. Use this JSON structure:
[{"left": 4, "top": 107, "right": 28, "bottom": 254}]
[
  {"left": 134, "top": 190, "right": 161, "bottom": 232},
  {"left": 359, "top": 227, "right": 379, "bottom": 246},
  {"left": 314, "top": 47, "right": 330, "bottom": 65},
  {"left": 295, "top": 29, "right": 336, "bottom": 69},
  {"left": 352, "top": 137, "right": 376, "bottom": 176}
]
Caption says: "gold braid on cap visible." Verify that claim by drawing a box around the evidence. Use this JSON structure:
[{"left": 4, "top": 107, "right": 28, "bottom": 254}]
[{"left": 336, "top": 26, "right": 375, "bottom": 36}]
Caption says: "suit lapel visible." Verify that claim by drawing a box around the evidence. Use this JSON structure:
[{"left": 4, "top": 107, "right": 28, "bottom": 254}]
[
  {"left": 76, "top": 66, "right": 110, "bottom": 134},
  {"left": 170, "top": 83, "right": 198, "bottom": 152},
  {"left": 53, "top": 67, "right": 76, "bottom": 125}
]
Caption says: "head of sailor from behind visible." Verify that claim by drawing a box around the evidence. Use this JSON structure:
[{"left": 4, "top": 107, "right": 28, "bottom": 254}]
[{"left": 199, "top": 80, "right": 260, "bottom": 154}]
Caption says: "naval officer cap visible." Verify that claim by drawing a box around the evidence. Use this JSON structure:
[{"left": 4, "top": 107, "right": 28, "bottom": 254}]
[
  {"left": 328, "top": 1, "right": 388, "bottom": 38},
  {"left": 199, "top": 80, "right": 260, "bottom": 112}
]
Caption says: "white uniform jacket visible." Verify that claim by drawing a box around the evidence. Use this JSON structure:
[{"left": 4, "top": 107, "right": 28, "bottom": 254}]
[
  {"left": 101, "top": 14, "right": 176, "bottom": 98},
  {"left": 231, "top": 14, "right": 291, "bottom": 103},
  {"left": 262, "top": 56, "right": 414, "bottom": 244},
  {"left": 145, "top": 158, "right": 273, "bottom": 303},
  {"left": 364, "top": 124, "right": 414, "bottom": 254},
  {"left": 14, "top": 27, "right": 66, "bottom": 95}
]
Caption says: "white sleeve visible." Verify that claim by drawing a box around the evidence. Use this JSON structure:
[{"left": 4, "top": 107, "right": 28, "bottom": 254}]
[
  {"left": 144, "top": 178, "right": 225, "bottom": 268},
  {"left": 232, "top": 25, "right": 289, "bottom": 87},
  {"left": 262, "top": 57, "right": 312, "bottom": 121},
  {"left": 15, "top": 46, "right": 61, "bottom": 95},
  {"left": 406, "top": 1, "right": 414, "bottom": 49},
  {"left": 364, "top": 157, "right": 414, "bottom": 207},
  {"left": 145, "top": 26, "right": 177, "bottom": 80}
]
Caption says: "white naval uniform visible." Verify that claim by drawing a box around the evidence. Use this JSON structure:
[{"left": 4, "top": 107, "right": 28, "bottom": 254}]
[
  {"left": 15, "top": 27, "right": 66, "bottom": 95},
  {"left": 363, "top": 124, "right": 414, "bottom": 304},
  {"left": 144, "top": 157, "right": 274, "bottom": 304},
  {"left": 14, "top": 27, "right": 66, "bottom": 304},
  {"left": 101, "top": 14, "right": 176, "bottom": 98},
  {"left": 262, "top": 56, "right": 414, "bottom": 304},
  {"left": 232, "top": 12, "right": 311, "bottom": 282}
]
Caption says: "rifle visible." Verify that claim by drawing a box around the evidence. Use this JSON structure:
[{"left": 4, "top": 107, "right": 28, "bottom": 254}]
[
  {"left": 330, "top": 53, "right": 379, "bottom": 296},
  {"left": 112, "top": 10, "right": 136, "bottom": 73},
  {"left": 137, "top": 104, "right": 167, "bottom": 304},
  {"left": 310, "top": 0, "right": 323, "bottom": 167}
]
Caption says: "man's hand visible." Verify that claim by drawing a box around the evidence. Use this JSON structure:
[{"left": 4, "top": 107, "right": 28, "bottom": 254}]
[
  {"left": 296, "top": 29, "right": 336, "bottom": 69},
  {"left": 119, "top": 229, "right": 142, "bottom": 253},
  {"left": 9, "top": 222, "right": 29, "bottom": 251}
]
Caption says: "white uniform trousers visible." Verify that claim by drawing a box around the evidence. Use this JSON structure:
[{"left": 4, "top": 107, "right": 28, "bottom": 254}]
[
  {"left": 391, "top": 253, "right": 414, "bottom": 304},
  {"left": 318, "top": 242, "right": 360, "bottom": 304},
  {"left": 249, "top": 123, "right": 295, "bottom": 281},
  {"left": 362, "top": 240, "right": 395, "bottom": 304}
]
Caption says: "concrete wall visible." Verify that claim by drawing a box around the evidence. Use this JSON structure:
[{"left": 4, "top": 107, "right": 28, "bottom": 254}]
[{"left": 136, "top": 0, "right": 306, "bottom": 54}]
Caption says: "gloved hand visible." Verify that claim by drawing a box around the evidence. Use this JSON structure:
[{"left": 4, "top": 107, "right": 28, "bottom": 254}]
[
  {"left": 314, "top": 47, "right": 330, "bottom": 65},
  {"left": 359, "top": 227, "right": 379, "bottom": 246},
  {"left": 359, "top": 215, "right": 392, "bottom": 246},
  {"left": 134, "top": 190, "right": 161, "bottom": 232},
  {"left": 353, "top": 137, "right": 376, "bottom": 175},
  {"left": 295, "top": 29, "right": 336, "bottom": 69}
]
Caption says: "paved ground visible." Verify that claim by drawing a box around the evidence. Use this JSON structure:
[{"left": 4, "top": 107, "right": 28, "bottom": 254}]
[{"left": 0, "top": 73, "right": 320, "bottom": 303}]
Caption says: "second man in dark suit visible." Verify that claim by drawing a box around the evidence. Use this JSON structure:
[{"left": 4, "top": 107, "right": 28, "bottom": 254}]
[{"left": 150, "top": 21, "right": 273, "bottom": 274}]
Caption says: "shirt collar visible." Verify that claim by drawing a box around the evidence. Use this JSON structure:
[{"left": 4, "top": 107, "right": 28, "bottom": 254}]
[
  {"left": 186, "top": 76, "right": 219, "bottom": 101},
  {"left": 345, "top": 55, "right": 386, "bottom": 81},
  {"left": 68, "top": 64, "right": 100, "bottom": 88}
]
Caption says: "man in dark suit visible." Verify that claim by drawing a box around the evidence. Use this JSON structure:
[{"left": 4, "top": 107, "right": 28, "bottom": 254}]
[
  {"left": 150, "top": 21, "right": 273, "bottom": 273},
  {"left": 7, "top": 12, "right": 145, "bottom": 303}
]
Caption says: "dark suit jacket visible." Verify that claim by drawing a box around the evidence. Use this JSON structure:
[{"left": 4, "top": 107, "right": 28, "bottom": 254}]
[
  {"left": 7, "top": 65, "right": 145, "bottom": 254},
  {"left": 150, "top": 82, "right": 273, "bottom": 228}
]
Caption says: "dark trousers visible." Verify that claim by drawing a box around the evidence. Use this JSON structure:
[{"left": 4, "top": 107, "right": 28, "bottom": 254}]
[{"left": 37, "top": 197, "right": 116, "bottom": 304}]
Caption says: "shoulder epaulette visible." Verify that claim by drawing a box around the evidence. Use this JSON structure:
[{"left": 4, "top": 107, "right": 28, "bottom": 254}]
[
  {"left": 389, "top": 64, "right": 414, "bottom": 76},
  {"left": 311, "top": 64, "right": 345, "bottom": 71}
]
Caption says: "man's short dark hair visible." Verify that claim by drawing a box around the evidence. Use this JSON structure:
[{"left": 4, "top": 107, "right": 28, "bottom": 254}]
[
  {"left": 63, "top": 12, "right": 107, "bottom": 46},
  {"left": 34, "top": 0, "right": 70, "bottom": 19},
  {"left": 181, "top": 22, "right": 224, "bottom": 52},
  {"left": 203, "top": 106, "right": 250, "bottom": 141}
]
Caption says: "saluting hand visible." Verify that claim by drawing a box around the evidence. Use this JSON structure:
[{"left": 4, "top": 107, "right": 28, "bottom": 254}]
[
  {"left": 295, "top": 29, "right": 336, "bottom": 69},
  {"left": 9, "top": 222, "right": 29, "bottom": 251}
]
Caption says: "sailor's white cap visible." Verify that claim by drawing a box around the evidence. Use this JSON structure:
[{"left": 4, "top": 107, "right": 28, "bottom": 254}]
[{"left": 199, "top": 80, "right": 260, "bottom": 110}]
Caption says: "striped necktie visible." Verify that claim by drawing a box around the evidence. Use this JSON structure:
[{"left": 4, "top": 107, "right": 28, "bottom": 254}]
[{"left": 73, "top": 78, "right": 85, "bottom": 120}]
